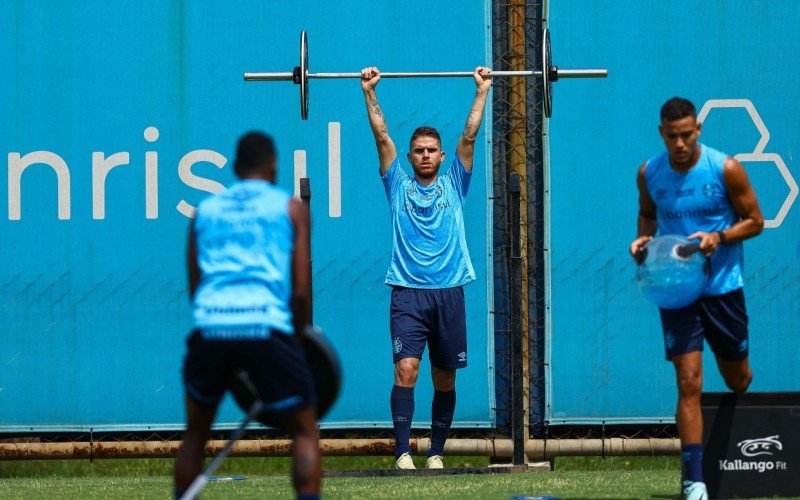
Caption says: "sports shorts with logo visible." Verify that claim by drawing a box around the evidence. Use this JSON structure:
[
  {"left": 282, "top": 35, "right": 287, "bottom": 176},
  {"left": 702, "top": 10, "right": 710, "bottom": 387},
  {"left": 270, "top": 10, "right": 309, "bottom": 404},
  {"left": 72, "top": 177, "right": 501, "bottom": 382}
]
[
  {"left": 659, "top": 288, "right": 749, "bottom": 361},
  {"left": 389, "top": 286, "right": 467, "bottom": 369},
  {"left": 182, "top": 328, "right": 316, "bottom": 415}
]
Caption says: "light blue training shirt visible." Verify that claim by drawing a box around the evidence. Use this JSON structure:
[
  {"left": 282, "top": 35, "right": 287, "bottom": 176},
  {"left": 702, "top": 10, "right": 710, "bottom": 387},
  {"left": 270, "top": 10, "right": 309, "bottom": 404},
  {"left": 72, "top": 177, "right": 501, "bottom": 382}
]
[
  {"left": 381, "top": 155, "right": 476, "bottom": 288},
  {"left": 644, "top": 143, "right": 744, "bottom": 295},
  {"left": 192, "top": 179, "right": 294, "bottom": 338}
]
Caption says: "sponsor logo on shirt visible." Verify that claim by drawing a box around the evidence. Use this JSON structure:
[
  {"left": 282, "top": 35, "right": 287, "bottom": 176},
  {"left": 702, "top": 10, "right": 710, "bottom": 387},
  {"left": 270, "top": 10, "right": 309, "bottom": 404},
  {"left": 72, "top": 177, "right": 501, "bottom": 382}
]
[
  {"left": 661, "top": 207, "right": 728, "bottom": 220},
  {"left": 401, "top": 200, "right": 451, "bottom": 213}
]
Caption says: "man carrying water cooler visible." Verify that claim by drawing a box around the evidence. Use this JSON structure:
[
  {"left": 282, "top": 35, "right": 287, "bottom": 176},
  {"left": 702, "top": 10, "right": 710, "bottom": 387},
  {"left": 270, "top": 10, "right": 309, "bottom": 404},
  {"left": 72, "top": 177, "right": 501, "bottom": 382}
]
[{"left": 629, "top": 97, "right": 764, "bottom": 500}]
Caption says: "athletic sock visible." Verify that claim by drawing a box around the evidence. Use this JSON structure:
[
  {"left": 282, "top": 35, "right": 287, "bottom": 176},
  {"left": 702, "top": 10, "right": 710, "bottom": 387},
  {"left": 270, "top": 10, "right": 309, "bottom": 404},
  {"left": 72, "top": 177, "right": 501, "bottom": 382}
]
[
  {"left": 429, "top": 389, "right": 456, "bottom": 457},
  {"left": 682, "top": 443, "right": 704, "bottom": 483},
  {"left": 174, "top": 489, "right": 186, "bottom": 500},
  {"left": 391, "top": 385, "right": 415, "bottom": 458},
  {"left": 297, "top": 494, "right": 320, "bottom": 500}
]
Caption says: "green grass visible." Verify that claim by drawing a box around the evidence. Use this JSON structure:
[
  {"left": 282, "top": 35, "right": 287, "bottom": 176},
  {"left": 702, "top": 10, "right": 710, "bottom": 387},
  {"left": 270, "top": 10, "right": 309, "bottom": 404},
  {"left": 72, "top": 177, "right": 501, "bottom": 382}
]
[{"left": 0, "top": 456, "right": 683, "bottom": 499}]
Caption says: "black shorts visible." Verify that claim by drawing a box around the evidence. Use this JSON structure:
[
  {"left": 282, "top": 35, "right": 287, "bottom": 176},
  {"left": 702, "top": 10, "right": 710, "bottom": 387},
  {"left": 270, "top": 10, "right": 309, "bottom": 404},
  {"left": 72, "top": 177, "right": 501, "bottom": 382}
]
[
  {"left": 659, "top": 288, "right": 749, "bottom": 361},
  {"left": 389, "top": 286, "right": 467, "bottom": 369},
  {"left": 182, "top": 329, "right": 316, "bottom": 414}
]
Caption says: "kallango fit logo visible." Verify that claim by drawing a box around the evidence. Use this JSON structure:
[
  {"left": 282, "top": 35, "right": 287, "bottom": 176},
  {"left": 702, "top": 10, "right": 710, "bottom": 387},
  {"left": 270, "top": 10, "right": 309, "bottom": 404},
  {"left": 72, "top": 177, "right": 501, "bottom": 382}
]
[
  {"left": 718, "top": 435, "right": 788, "bottom": 473},
  {"left": 738, "top": 435, "right": 782, "bottom": 457}
]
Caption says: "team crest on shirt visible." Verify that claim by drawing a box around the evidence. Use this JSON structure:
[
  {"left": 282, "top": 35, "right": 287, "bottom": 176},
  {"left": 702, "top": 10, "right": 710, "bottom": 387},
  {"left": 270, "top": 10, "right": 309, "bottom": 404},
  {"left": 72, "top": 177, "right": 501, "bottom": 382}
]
[
  {"left": 393, "top": 337, "right": 403, "bottom": 354},
  {"left": 406, "top": 183, "right": 442, "bottom": 201},
  {"left": 702, "top": 183, "right": 720, "bottom": 197}
]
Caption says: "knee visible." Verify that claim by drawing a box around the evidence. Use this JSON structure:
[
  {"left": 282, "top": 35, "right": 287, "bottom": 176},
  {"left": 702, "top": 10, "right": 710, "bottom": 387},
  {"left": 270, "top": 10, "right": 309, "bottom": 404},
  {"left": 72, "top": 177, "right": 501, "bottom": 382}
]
[
  {"left": 676, "top": 369, "right": 703, "bottom": 398},
  {"left": 726, "top": 369, "right": 753, "bottom": 394},
  {"left": 284, "top": 407, "right": 319, "bottom": 439},
  {"left": 395, "top": 360, "right": 419, "bottom": 386},
  {"left": 432, "top": 369, "right": 456, "bottom": 392}
]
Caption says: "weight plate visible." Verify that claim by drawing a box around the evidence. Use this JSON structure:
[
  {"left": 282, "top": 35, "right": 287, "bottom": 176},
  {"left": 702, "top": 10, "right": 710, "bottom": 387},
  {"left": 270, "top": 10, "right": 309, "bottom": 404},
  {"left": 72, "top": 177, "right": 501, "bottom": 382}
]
[
  {"left": 300, "top": 31, "right": 308, "bottom": 120},
  {"left": 542, "top": 28, "right": 553, "bottom": 118}
]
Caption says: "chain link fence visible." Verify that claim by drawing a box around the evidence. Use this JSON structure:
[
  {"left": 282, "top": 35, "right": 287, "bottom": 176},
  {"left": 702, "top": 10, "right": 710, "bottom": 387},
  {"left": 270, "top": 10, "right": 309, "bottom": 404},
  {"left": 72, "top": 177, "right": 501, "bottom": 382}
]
[{"left": 491, "top": 0, "right": 546, "bottom": 438}]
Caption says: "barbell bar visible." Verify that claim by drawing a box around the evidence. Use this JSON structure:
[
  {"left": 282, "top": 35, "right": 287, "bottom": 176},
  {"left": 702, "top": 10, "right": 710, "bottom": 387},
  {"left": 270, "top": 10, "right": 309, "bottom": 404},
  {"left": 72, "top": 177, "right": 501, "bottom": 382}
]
[{"left": 244, "top": 29, "right": 607, "bottom": 119}]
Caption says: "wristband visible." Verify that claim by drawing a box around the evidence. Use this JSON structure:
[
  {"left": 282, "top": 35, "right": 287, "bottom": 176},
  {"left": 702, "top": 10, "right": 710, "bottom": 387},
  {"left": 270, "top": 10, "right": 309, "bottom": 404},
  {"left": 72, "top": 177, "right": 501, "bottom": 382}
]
[{"left": 716, "top": 230, "right": 727, "bottom": 245}]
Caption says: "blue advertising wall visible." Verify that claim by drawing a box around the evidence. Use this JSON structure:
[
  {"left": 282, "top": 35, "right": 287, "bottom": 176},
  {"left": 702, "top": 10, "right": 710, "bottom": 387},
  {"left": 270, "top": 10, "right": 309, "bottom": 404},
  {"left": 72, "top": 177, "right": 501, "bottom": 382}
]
[
  {"left": 0, "top": 1, "right": 494, "bottom": 431},
  {"left": 546, "top": 1, "right": 799, "bottom": 423}
]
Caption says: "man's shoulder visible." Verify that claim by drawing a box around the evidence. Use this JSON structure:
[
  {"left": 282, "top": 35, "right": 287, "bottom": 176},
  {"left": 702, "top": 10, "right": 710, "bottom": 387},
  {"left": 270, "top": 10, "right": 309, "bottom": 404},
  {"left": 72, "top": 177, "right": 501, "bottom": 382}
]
[
  {"left": 197, "top": 186, "right": 229, "bottom": 212},
  {"left": 446, "top": 154, "right": 469, "bottom": 173},
  {"left": 384, "top": 161, "right": 412, "bottom": 188},
  {"left": 701, "top": 144, "right": 730, "bottom": 166},
  {"left": 645, "top": 151, "right": 668, "bottom": 168},
  {"left": 381, "top": 156, "right": 403, "bottom": 176}
]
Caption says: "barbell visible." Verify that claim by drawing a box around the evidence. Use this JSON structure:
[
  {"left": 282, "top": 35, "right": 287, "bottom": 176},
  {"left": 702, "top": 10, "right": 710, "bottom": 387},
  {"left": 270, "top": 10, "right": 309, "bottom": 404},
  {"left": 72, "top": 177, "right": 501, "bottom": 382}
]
[{"left": 244, "top": 29, "right": 607, "bottom": 120}]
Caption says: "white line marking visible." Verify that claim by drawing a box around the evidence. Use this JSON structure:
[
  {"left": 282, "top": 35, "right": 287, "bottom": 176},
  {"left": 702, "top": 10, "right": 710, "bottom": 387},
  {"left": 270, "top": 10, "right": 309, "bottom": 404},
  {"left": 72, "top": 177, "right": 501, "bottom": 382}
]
[
  {"left": 329, "top": 122, "right": 341, "bottom": 217},
  {"left": 294, "top": 150, "right": 307, "bottom": 198}
]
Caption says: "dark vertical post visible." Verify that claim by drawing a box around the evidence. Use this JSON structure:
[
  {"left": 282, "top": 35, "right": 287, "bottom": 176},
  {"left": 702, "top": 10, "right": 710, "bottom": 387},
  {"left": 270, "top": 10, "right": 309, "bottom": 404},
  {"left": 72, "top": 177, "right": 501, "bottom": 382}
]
[
  {"left": 509, "top": 172, "right": 524, "bottom": 466},
  {"left": 299, "top": 178, "right": 313, "bottom": 323}
]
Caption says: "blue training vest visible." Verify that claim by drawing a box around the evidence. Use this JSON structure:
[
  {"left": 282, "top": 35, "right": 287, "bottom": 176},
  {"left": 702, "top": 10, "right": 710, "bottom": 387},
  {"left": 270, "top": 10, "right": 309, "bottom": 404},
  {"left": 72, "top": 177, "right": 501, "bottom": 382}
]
[
  {"left": 644, "top": 144, "right": 744, "bottom": 295},
  {"left": 192, "top": 179, "right": 294, "bottom": 337},
  {"left": 381, "top": 155, "right": 476, "bottom": 288}
]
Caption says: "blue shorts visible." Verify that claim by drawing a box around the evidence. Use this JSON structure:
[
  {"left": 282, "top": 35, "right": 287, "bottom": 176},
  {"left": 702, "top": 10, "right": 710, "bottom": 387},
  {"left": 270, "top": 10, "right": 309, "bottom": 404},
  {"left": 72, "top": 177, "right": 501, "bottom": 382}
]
[
  {"left": 182, "top": 329, "right": 316, "bottom": 414},
  {"left": 659, "top": 288, "right": 749, "bottom": 361},
  {"left": 389, "top": 286, "right": 467, "bottom": 369}
]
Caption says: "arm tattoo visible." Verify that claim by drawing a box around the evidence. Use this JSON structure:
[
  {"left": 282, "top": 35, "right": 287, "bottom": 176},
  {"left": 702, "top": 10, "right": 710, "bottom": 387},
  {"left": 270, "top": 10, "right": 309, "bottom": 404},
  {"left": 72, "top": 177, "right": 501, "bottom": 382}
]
[
  {"left": 462, "top": 109, "right": 480, "bottom": 140},
  {"left": 368, "top": 98, "right": 384, "bottom": 119},
  {"left": 368, "top": 98, "right": 388, "bottom": 135}
]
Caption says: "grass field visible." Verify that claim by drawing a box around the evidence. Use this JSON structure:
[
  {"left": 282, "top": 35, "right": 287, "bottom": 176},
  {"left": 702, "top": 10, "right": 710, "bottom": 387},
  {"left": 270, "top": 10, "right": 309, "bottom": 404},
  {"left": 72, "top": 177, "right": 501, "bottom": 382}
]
[{"left": 0, "top": 455, "right": 684, "bottom": 499}]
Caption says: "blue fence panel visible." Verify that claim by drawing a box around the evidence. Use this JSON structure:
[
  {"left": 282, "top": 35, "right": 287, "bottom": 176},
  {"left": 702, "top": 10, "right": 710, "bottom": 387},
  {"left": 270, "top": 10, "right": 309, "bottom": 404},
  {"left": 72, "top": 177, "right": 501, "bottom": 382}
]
[
  {"left": 0, "top": 1, "right": 494, "bottom": 431},
  {"left": 546, "top": 1, "right": 800, "bottom": 423}
]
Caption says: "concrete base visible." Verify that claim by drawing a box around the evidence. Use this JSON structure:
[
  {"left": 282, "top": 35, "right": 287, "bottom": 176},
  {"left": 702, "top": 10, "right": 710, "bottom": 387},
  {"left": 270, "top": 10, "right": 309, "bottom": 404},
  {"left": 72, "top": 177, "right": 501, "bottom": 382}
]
[{"left": 489, "top": 460, "right": 553, "bottom": 471}]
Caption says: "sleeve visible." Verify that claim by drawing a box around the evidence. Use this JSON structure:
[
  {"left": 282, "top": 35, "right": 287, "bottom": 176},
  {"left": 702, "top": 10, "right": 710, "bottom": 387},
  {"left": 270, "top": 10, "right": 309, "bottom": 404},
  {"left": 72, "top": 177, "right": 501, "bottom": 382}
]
[
  {"left": 380, "top": 157, "right": 405, "bottom": 202},
  {"left": 444, "top": 155, "right": 472, "bottom": 202}
]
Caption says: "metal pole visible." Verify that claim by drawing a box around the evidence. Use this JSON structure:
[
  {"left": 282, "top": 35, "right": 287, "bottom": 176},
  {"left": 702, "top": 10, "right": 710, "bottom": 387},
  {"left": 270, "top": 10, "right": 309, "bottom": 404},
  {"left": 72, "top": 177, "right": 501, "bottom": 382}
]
[
  {"left": 299, "top": 177, "right": 312, "bottom": 324},
  {"left": 243, "top": 69, "right": 606, "bottom": 81},
  {"left": 0, "top": 438, "right": 681, "bottom": 459},
  {"left": 507, "top": 0, "right": 530, "bottom": 465},
  {"left": 509, "top": 172, "right": 525, "bottom": 466}
]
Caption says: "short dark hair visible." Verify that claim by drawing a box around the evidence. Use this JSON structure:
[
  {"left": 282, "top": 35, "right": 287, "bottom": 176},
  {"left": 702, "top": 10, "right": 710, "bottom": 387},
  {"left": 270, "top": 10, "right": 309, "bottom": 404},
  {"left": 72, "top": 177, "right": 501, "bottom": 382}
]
[
  {"left": 660, "top": 97, "right": 696, "bottom": 122},
  {"left": 234, "top": 131, "right": 276, "bottom": 176},
  {"left": 409, "top": 126, "right": 441, "bottom": 149}
]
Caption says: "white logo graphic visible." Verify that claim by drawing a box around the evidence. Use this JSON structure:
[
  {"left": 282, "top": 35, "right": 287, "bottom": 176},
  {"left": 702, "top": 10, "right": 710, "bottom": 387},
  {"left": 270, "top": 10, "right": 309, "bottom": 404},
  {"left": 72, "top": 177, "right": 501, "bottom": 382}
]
[
  {"left": 458, "top": 352, "right": 467, "bottom": 362},
  {"left": 698, "top": 99, "right": 798, "bottom": 229},
  {"left": 737, "top": 435, "right": 782, "bottom": 457},
  {"left": 392, "top": 337, "right": 403, "bottom": 354}
]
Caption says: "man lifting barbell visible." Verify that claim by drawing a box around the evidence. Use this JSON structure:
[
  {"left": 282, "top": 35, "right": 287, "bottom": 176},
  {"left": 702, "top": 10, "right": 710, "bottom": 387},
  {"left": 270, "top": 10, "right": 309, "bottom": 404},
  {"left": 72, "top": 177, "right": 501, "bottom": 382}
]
[{"left": 360, "top": 65, "right": 491, "bottom": 470}]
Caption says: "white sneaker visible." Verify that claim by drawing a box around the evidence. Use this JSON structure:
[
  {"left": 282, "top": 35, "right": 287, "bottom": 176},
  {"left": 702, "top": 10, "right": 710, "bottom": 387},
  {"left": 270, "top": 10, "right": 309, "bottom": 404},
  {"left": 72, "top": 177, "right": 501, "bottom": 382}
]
[
  {"left": 683, "top": 481, "right": 708, "bottom": 500},
  {"left": 395, "top": 452, "right": 416, "bottom": 470},
  {"left": 425, "top": 455, "right": 444, "bottom": 469}
]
